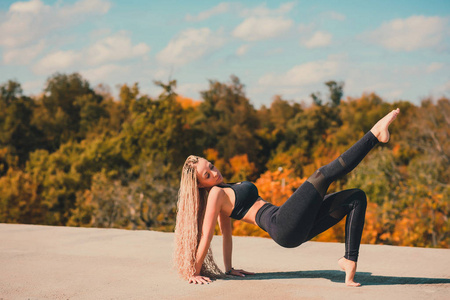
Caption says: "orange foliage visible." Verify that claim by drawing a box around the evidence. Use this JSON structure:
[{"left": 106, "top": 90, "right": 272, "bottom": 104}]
[
  {"left": 232, "top": 220, "right": 270, "bottom": 238},
  {"left": 392, "top": 144, "right": 401, "bottom": 157},
  {"left": 229, "top": 154, "right": 256, "bottom": 182},
  {"left": 391, "top": 186, "right": 448, "bottom": 248},
  {"left": 176, "top": 95, "right": 201, "bottom": 109},
  {"left": 302, "top": 141, "right": 343, "bottom": 180},
  {"left": 255, "top": 167, "right": 306, "bottom": 206},
  {"left": 360, "top": 202, "right": 383, "bottom": 244}
]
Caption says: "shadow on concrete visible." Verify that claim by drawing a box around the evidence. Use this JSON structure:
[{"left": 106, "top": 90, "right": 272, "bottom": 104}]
[{"left": 223, "top": 270, "right": 450, "bottom": 286}]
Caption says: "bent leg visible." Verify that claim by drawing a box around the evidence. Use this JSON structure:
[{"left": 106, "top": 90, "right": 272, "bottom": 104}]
[{"left": 305, "top": 189, "right": 367, "bottom": 262}]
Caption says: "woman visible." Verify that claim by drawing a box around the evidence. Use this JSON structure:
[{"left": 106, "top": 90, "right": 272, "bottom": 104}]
[{"left": 174, "top": 108, "right": 400, "bottom": 287}]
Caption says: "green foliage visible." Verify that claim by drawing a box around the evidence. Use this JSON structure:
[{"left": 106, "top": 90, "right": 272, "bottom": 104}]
[
  {"left": 346, "top": 148, "right": 401, "bottom": 206},
  {"left": 120, "top": 80, "right": 189, "bottom": 168},
  {"left": 67, "top": 160, "right": 178, "bottom": 231},
  {"left": 0, "top": 166, "right": 43, "bottom": 224},
  {"left": 0, "top": 80, "right": 41, "bottom": 166},
  {"left": 0, "top": 73, "right": 448, "bottom": 248},
  {"left": 195, "top": 76, "right": 261, "bottom": 165},
  {"left": 32, "top": 73, "right": 107, "bottom": 151}
]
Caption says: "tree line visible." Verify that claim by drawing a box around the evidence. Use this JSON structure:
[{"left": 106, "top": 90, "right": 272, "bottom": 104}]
[{"left": 0, "top": 73, "right": 448, "bottom": 248}]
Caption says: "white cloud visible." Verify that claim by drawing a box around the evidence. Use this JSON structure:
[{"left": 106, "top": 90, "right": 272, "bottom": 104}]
[
  {"left": 185, "top": 2, "right": 230, "bottom": 22},
  {"left": 236, "top": 44, "right": 250, "bottom": 56},
  {"left": 177, "top": 82, "right": 207, "bottom": 99},
  {"left": 433, "top": 80, "right": 450, "bottom": 95},
  {"left": 89, "top": 28, "right": 112, "bottom": 39},
  {"left": 341, "top": 61, "right": 428, "bottom": 103},
  {"left": 32, "top": 50, "right": 81, "bottom": 75},
  {"left": 86, "top": 31, "right": 150, "bottom": 65},
  {"left": 426, "top": 62, "right": 444, "bottom": 73},
  {"left": 385, "top": 89, "right": 404, "bottom": 99},
  {"left": 363, "top": 15, "right": 449, "bottom": 51},
  {"left": 81, "top": 64, "right": 128, "bottom": 82},
  {"left": 360, "top": 80, "right": 397, "bottom": 93},
  {"left": 258, "top": 59, "right": 340, "bottom": 86},
  {"left": 0, "top": 0, "right": 50, "bottom": 48},
  {"left": 298, "top": 22, "right": 316, "bottom": 34},
  {"left": 32, "top": 31, "right": 149, "bottom": 74},
  {"left": 153, "top": 68, "right": 172, "bottom": 80},
  {"left": 233, "top": 2, "right": 295, "bottom": 41},
  {"left": 251, "top": 54, "right": 433, "bottom": 106},
  {"left": 0, "top": 0, "right": 111, "bottom": 48},
  {"left": 233, "top": 17, "right": 293, "bottom": 41},
  {"left": 323, "top": 11, "right": 346, "bottom": 21},
  {"left": 156, "top": 28, "right": 225, "bottom": 65},
  {"left": 60, "top": 0, "right": 110, "bottom": 16},
  {"left": 442, "top": 81, "right": 450, "bottom": 93},
  {"left": 21, "top": 79, "right": 44, "bottom": 94},
  {"left": 302, "top": 31, "right": 332, "bottom": 48},
  {"left": 3, "top": 40, "right": 45, "bottom": 64},
  {"left": 265, "top": 47, "right": 284, "bottom": 55},
  {"left": 9, "top": 0, "right": 45, "bottom": 13},
  {"left": 240, "top": 2, "right": 295, "bottom": 17},
  {"left": 184, "top": 2, "right": 296, "bottom": 24}
]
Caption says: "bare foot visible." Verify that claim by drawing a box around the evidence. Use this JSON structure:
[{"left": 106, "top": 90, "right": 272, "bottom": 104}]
[
  {"left": 338, "top": 257, "right": 361, "bottom": 287},
  {"left": 370, "top": 108, "right": 400, "bottom": 143}
]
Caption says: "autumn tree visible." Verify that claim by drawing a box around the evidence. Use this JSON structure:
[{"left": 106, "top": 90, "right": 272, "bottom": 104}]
[
  {"left": 0, "top": 80, "right": 41, "bottom": 166},
  {"left": 32, "top": 73, "right": 108, "bottom": 152},
  {"left": 120, "top": 79, "right": 189, "bottom": 169},
  {"left": 195, "top": 76, "right": 261, "bottom": 169},
  {"left": 0, "top": 74, "right": 448, "bottom": 248}
]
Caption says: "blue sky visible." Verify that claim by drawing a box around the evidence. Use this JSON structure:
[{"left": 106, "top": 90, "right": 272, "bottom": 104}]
[{"left": 0, "top": 0, "right": 449, "bottom": 107}]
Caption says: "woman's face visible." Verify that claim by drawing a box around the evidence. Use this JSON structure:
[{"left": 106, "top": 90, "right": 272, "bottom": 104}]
[{"left": 196, "top": 158, "right": 224, "bottom": 188}]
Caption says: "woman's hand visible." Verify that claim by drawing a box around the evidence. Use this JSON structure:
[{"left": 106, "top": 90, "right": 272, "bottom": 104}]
[
  {"left": 188, "top": 275, "right": 212, "bottom": 284},
  {"left": 226, "top": 268, "right": 256, "bottom": 277}
]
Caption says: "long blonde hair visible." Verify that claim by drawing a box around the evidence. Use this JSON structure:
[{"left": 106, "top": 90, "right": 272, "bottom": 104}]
[{"left": 174, "top": 155, "right": 224, "bottom": 280}]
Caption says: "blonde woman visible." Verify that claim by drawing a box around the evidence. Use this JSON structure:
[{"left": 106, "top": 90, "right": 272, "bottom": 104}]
[{"left": 174, "top": 108, "right": 400, "bottom": 287}]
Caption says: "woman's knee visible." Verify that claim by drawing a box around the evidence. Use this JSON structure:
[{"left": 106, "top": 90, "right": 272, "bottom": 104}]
[{"left": 352, "top": 188, "right": 367, "bottom": 207}]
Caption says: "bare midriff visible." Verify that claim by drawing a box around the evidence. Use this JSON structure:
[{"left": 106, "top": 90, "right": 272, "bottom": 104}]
[
  {"left": 220, "top": 186, "right": 268, "bottom": 225},
  {"left": 241, "top": 198, "right": 268, "bottom": 225}
]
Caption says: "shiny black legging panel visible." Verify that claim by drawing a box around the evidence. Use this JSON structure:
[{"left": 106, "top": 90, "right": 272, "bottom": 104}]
[{"left": 255, "top": 131, "right": 377, "bottom": 262}]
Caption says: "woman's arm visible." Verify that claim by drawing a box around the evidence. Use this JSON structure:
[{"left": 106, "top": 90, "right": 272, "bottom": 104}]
[
  {"left": 218, "top": 209, "right": 256, "bottom": 278},
  {"left": 192, "top": 187, "right": 224, "bottom": 279},
  {"left": 190, "top": 187, "right": 255, "bottom": 283},
  {"left": 218, "top": 211, "right": 232, "bottom": 272}
]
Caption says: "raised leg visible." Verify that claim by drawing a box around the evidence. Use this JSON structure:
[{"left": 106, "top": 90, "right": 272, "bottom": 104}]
[
  {"left": 306, "top": 108, "right": 400, "bottom": 198},
  {"left": 306, "top": 131, "right": 378, "bottom": 198}
]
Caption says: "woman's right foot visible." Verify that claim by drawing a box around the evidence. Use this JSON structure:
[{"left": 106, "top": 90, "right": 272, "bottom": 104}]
[
  {"left": 338, "top": 257, "right": 361, "bottom": 287},
  {"left": 370, "top": 108, "right": 400, "bottom": 143}
]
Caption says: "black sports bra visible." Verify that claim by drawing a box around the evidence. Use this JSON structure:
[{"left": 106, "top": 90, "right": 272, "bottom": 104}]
[{"left": 218, "top": 181, "right": 260, "bottom": 220}]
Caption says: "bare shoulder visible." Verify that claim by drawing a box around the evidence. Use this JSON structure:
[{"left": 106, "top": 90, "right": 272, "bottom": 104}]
[
  {"left": 208, "top": 186, "right": 226, "bottom": 200},
  {"left": 206, "top": 186, "right": 227, "bottom": 209}
]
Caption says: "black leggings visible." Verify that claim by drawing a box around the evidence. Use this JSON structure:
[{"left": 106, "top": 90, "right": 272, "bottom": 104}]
[{"left": 255, "top": 131, "right": 378, "bottom": 262}]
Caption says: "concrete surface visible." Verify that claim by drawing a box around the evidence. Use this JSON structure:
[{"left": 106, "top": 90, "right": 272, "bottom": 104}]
[{"left": 0, "top": 223, "right": 449, "bottom": 299}]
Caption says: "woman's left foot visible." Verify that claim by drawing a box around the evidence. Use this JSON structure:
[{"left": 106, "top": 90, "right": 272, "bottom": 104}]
[
  {"left": 338, "top": 257, "right": 361, "bottom": 287},
  {"left": 370, "top": 108, "right": 400, "bottom": 143}
]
